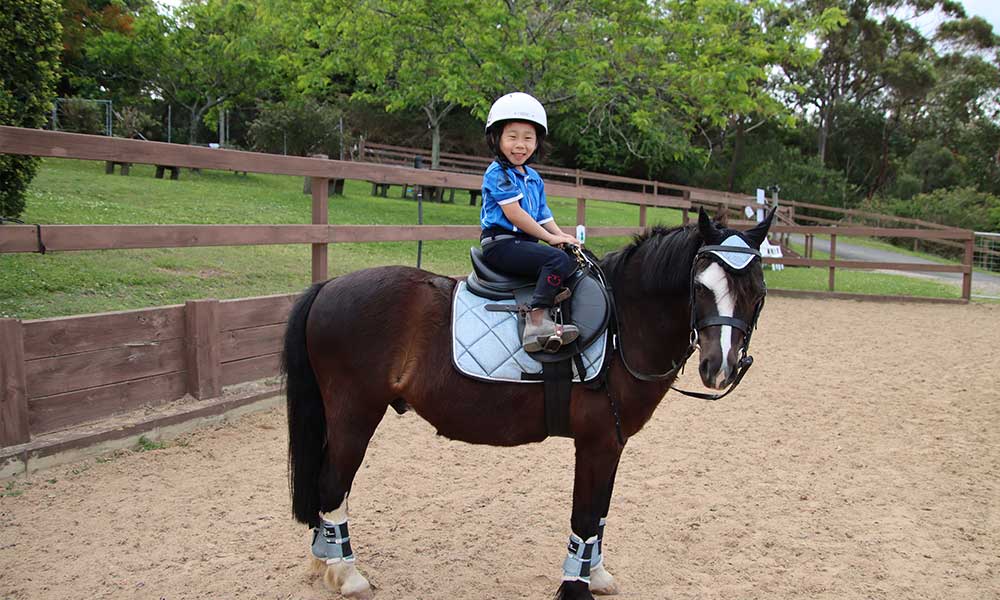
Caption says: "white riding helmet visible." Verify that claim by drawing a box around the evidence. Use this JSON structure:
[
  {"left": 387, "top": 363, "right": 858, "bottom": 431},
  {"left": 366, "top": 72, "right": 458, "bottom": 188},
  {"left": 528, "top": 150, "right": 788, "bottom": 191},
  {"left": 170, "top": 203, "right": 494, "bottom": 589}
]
[{"left": 485, "top": 92, "right": 547, "bottom": 134}]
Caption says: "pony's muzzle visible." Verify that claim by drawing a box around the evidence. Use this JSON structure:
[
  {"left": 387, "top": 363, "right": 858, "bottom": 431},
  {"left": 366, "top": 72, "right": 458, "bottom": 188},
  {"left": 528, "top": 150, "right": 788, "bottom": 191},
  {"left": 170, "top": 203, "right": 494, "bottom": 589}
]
[{"left": 699, "top": 354, "right": 736, "bottom": 390}]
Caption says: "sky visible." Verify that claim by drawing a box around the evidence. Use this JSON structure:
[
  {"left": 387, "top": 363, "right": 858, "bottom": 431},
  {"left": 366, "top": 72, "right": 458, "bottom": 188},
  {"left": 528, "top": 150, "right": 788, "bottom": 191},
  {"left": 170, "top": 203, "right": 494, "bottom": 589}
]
[{"left": 912, "top": 0, "right": 1000, "bottom": 37}]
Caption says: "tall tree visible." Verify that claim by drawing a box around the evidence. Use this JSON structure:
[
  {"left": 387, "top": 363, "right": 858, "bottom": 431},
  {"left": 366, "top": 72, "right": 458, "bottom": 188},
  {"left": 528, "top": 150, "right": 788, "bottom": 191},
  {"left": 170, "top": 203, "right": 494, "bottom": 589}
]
[
  {"left": 786, "top": 0, "right": 965, "bottom": 165},
  {"left": 89, "top": 0, "right": 272, "bottom": 144},
  {"left": 58, "top": 0, "right": 151, "bottom": 100}
]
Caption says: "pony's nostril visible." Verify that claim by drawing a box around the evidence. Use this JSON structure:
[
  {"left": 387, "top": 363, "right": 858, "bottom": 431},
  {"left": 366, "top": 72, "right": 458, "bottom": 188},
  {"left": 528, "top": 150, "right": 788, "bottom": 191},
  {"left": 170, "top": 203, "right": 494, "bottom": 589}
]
[{"left": 699, "top": 358, "right": 712, "bottom": 380}]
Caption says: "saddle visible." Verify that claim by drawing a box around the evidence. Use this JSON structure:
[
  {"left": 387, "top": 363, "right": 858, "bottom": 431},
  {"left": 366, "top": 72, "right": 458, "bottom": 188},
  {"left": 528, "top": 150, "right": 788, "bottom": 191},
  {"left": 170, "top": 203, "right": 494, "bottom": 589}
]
[{"left": 459, "top": 246, "right": 613, "bottom": 437}]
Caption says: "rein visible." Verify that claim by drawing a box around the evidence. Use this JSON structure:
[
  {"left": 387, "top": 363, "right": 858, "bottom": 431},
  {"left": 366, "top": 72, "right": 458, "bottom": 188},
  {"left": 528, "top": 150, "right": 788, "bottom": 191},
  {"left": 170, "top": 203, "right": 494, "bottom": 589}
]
[{"left": 591, "top": 243, "right": 765, "bottom": 402}]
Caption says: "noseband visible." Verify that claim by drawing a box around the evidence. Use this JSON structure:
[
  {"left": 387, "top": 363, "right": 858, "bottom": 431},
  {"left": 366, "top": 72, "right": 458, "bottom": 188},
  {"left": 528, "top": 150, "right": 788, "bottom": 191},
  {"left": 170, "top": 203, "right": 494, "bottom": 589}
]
[{"left": 614, "top": 242, "right": 766, "bottom": 401}]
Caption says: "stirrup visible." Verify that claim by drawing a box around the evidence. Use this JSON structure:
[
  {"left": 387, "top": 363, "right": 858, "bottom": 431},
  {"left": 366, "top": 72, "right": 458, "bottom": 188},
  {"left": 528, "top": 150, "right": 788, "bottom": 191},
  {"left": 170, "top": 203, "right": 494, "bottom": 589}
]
[{"left": 542, "top": 334, "right": 564, "bottom": 353}]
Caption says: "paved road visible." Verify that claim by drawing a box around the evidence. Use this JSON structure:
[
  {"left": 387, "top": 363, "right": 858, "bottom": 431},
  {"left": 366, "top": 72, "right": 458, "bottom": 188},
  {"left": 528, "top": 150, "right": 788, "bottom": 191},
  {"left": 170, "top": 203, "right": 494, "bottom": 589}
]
[{"left": 787, "top": 234, "right": 1000, "bottom": 298}]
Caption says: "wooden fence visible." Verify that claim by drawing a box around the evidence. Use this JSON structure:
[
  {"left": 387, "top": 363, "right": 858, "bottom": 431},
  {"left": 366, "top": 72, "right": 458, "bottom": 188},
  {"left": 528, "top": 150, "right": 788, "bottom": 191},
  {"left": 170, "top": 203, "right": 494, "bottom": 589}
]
[
  {"left": 0, "top": 125, "right": 976, "bottom": 453},
  {"left": 1, "top": 294, "right": 293, "bottom": 448}
]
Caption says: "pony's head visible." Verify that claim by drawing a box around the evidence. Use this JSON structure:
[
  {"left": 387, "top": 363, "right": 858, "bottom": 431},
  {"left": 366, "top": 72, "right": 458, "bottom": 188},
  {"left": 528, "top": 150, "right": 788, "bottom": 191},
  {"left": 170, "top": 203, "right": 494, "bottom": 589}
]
[{"left": 692, "top": 208, "right": 773, "bottom": 389}]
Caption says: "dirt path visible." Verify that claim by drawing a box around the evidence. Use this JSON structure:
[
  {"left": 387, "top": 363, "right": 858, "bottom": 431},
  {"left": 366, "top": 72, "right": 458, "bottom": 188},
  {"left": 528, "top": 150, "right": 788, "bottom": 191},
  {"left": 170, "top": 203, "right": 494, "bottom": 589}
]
[{"left": 2, "top": 297, "right": 998, "bottom": 600}]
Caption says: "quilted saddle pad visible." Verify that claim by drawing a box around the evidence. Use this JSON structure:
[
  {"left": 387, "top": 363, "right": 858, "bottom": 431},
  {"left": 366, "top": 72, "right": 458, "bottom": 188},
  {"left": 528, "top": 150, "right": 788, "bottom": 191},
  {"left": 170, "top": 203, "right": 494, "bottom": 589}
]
[{"left": 451, "top": 280, "right": 607, "bottom": 384}]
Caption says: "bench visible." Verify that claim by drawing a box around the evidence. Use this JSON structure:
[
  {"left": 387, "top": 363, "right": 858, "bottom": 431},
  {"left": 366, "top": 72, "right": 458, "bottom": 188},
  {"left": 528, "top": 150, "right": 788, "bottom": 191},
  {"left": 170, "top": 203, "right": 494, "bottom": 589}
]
[
  {"left": 303, "top": 177, "right": 344, "bottom": 196},
  {"left": 105, "top": 161, "right": 131, "bottom": 175},
  {"left": 155, "top": 165, "right": 180, "bottom": 180}
]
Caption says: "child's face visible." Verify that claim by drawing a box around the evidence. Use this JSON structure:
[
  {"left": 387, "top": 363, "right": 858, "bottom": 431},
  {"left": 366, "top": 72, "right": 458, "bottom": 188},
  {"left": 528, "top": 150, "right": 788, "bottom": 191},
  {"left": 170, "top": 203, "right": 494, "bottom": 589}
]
[{"left": 499, "top": 121, "right": 538, "bottom": 168}]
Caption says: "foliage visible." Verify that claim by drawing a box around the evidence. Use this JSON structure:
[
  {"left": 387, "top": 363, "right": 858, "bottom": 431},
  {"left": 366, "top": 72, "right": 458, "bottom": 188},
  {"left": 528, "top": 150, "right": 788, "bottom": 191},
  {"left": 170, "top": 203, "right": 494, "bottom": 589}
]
[
  {"left": 88, "top": 0, "right": 274, "bottom": 144},
  {"left": 903, "top": 139, "right": 964, "bottom": 193},
  {"left": 739, "top": 148, "right": 851, "bottom": 207},
  {"left": 57, "top": 97, "right": 107, "bottom": 134},
  {"left": 866, "top": 187, "right": 1000, "bottom": 231},
  {"left": 247, "top": 99, "right": 346, "bottom": 157},
  {"left": 58, "top": 0, "right": 150, "bottom": 100},
  {"left": 135, "top": 435, "right": 167, "bottom": 452},
  {"left": 0, "top": 0, "right": 62, "bottom": 220},
  {"left": 114, "top": 105, "right": 156, "bottom": 139}
]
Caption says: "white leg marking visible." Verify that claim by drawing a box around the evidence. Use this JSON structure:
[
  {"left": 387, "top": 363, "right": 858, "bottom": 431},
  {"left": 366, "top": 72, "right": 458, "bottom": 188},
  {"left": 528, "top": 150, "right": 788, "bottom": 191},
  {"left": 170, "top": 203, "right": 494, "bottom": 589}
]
[
  {"left": 590, "top": 562, "right": 620, "bottom": 595},
  {"left": 696, "top": 263, "right": 734, "bottom": 387},
  {"left": 321, "top": 495, "right": 350, "bottom": 525}
]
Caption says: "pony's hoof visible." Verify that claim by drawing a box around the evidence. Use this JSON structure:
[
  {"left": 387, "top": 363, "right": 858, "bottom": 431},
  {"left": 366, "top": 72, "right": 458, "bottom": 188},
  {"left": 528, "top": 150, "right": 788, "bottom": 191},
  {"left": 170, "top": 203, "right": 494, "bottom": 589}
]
[
  {"left": 589, "top": 564, "right": 620, "bottom": 595},
  {"left": 342, "top": 584, "right": 373, "bottom": 600},
  {"left": 322, "top": 560, "right": 373, "bottom": 599}
]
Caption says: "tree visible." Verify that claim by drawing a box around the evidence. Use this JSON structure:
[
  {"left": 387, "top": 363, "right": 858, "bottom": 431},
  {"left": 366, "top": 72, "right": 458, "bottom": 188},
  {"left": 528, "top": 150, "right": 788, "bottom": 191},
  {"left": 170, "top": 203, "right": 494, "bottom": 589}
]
[
  {"left": 786, "top": 0, "right": 964, "bottom": 165},
  {"left": 553, "top": 0, "right": 833, "bottom": 178},
  {"left": 89, "top": 0, "right": 273, "bottom": 144},
  {"left": 58, "top": 0, "right": 151, "bottom": 100},
  {"left": 0, "top": 0, "right": 62, "bottom": 220}
]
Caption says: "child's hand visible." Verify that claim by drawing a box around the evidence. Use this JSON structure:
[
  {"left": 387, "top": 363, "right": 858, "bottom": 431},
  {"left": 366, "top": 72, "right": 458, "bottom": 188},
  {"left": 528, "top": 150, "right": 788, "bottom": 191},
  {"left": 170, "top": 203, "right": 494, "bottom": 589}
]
[{"left": 550, "top": 233, "right": 582, "bottom": 247}]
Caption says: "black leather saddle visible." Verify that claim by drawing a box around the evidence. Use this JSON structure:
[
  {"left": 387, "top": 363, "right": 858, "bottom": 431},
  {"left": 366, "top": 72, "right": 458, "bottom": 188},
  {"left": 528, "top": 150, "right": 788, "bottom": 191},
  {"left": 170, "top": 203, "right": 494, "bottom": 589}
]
[{"left": 466, "top": 247, "right": 611, "bottom": 363}]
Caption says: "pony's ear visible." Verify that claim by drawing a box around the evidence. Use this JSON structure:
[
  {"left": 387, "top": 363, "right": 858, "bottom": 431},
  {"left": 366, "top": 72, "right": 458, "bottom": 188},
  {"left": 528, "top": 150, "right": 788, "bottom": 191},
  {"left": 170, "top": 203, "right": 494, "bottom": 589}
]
[
  {"left": 744, "top": 207, "right": 777, "bottom": 248},
  {"left": 698, "top": 207, "right": 721, "bottom": 243}
]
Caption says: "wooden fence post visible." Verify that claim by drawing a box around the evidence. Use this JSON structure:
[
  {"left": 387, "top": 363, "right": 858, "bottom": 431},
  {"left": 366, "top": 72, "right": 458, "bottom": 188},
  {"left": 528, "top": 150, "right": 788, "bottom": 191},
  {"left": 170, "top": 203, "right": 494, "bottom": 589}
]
[
  {"left": 641, "top": 184, "right": 652, "bottom": 228},
  {"left": 829, "top": 234, "right": 837, "bottom": 292},
  {"left": 682, "top": 191, "right": 691, "bottom": 226},
  {"left": 185, "top": 299, "right": 221, "bottom": 400},
  {"left": 311, "top": 176, "right": 329, "bottom": 282},
  {"left": 575, "top": 169, "right": 586, "bottom": 227},
  {"left": 962, "top": 235, "right": 974, "bottom": 301},
  {"left": 0, "top": 319, "right": 31, "bottom": 446}
]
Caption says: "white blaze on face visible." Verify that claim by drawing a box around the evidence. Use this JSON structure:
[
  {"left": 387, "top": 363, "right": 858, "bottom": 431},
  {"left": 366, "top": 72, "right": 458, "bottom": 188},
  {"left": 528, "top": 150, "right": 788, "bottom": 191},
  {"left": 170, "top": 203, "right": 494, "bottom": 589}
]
[{"left": 696, "top": 262, "right": 734, "bottom": 387}]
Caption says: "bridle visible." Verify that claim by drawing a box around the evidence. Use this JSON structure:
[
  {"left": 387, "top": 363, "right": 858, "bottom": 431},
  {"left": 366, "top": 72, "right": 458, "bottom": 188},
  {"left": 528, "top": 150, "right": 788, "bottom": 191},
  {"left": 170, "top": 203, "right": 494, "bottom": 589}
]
[{"left": 586, "top": 242, "right": 767, "bottom": 401}]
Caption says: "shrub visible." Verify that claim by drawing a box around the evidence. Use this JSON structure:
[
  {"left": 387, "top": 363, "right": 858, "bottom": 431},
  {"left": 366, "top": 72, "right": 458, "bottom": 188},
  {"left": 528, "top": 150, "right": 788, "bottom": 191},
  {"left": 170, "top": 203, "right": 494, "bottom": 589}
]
[
  {"left": 739, "top": 150, "right": 852, "bottom": 207},
  {"left": 247, "top": 99, "right": 346, "bottom": 158},
  {"left": 866, "top": 187, "right": 1000, "bottom": 231},
  {"left": 0, "top": 0, "right": 62, "bottom": 220},
  {"left": 115, "top": 106, "right": 156, "bottom": 139}
]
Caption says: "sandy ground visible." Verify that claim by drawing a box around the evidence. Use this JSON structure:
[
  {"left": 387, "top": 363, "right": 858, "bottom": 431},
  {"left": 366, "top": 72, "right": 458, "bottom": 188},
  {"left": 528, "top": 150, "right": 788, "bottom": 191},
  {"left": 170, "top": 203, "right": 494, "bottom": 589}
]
[{"left": 1, "top": 296, "right": 998, "bottom": 600}]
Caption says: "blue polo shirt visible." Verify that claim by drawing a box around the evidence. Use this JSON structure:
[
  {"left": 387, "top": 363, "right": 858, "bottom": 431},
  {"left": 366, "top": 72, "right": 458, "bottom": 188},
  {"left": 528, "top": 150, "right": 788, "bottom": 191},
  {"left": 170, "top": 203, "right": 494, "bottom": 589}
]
[{"left": 480, "top": 161, "right": 553, "bottom": 238}]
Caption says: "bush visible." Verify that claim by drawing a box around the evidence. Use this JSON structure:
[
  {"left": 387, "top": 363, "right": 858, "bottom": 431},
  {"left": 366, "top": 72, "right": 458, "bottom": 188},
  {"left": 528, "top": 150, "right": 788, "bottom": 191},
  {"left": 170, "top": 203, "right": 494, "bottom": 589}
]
[
  {"left": 904, "top": 140, "right": 964, "bottom": 193},
  {"left": 866, "top": 187, "right": 1000, "bottom": 231},
  {"left": 0, "top": 0, "right": 62, "bottom": 220},
  {"left": 247, "top": 99, "right": 346, "bottom": 158},
  {"left": 889, "top": 172, "right": 922, "bottom": 201},
  {"left": 57, "top": 98, "right": 107, "bottom": 135},
  {"left": 739, "top": 150, "right": 852, "bottom": 207},
  {"left": 115, "top": 106, "right": 156, "bottom": 139}
]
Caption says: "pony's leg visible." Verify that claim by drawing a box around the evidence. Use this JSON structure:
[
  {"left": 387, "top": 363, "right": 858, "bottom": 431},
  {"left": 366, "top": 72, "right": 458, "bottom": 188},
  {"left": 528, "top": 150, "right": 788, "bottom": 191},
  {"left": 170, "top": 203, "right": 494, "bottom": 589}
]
[
  {"left": 308, "top": 395, "right": 385, "bottom": 600},
  {"left": 311, "top": 498, "right": 372, "bottom": 599},
  {"left": 589, "top": 517, "right": 619, "bottom": 595},
  {"left": 555, "top": 438, "right": 624, "bottom": 600}
]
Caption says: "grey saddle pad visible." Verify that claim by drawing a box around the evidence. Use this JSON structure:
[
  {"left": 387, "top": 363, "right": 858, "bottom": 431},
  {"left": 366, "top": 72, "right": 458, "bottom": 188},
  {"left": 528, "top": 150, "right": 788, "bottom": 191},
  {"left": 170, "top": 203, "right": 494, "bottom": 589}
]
[{"left": 451, "top": 280, "right": 607, "bottom": 384}]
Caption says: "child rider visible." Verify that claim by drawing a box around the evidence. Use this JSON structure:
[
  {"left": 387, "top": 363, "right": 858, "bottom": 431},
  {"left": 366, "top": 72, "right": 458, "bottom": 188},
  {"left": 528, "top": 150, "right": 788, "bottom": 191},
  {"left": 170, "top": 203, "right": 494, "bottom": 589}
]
[{"left": 479, "top": 92, "right": 582, "bottom": 353}]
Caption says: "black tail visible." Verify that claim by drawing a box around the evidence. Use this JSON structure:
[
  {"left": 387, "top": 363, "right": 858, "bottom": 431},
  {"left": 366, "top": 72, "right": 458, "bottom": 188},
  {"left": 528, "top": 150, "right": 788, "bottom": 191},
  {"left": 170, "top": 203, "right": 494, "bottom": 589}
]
[
  {"left": 282, "top": 281, "right": 328, "bottom": 526},
  {"left": 554, "top": 581, "right": 595, "bottom": 600}
]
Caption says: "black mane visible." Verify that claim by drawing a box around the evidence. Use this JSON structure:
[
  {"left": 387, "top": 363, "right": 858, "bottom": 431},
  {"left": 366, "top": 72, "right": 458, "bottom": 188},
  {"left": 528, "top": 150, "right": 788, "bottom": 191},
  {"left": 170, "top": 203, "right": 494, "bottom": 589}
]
[{"left": 600, "top": 224, "right": 703, "bottom": 295}]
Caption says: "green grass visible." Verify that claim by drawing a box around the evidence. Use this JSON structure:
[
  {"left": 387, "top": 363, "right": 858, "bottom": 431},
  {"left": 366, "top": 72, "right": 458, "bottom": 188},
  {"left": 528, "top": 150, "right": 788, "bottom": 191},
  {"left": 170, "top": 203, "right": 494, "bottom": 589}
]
[
  {"left": 0, "top": 158, "right": 965, "bottom": 320},
  {"left": 135, "top": 435, "right": 167, "bottom": 452},
  {"left": 763, "top": 265, "right": 960, "bottom": 299}
]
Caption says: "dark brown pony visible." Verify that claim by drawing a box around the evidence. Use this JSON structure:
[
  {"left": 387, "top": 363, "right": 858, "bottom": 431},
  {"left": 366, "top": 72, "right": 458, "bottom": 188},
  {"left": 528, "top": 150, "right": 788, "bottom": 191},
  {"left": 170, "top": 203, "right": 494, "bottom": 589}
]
[{"left": 283, "top": 209, "right": 774, "bottom": 599}]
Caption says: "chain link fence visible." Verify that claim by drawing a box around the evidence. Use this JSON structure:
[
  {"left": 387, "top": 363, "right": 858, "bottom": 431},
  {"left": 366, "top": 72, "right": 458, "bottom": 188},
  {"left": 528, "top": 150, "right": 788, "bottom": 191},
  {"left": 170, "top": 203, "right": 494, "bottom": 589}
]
[{"left": 974, "top": 232, "right": 1000, "bottom": 273}]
